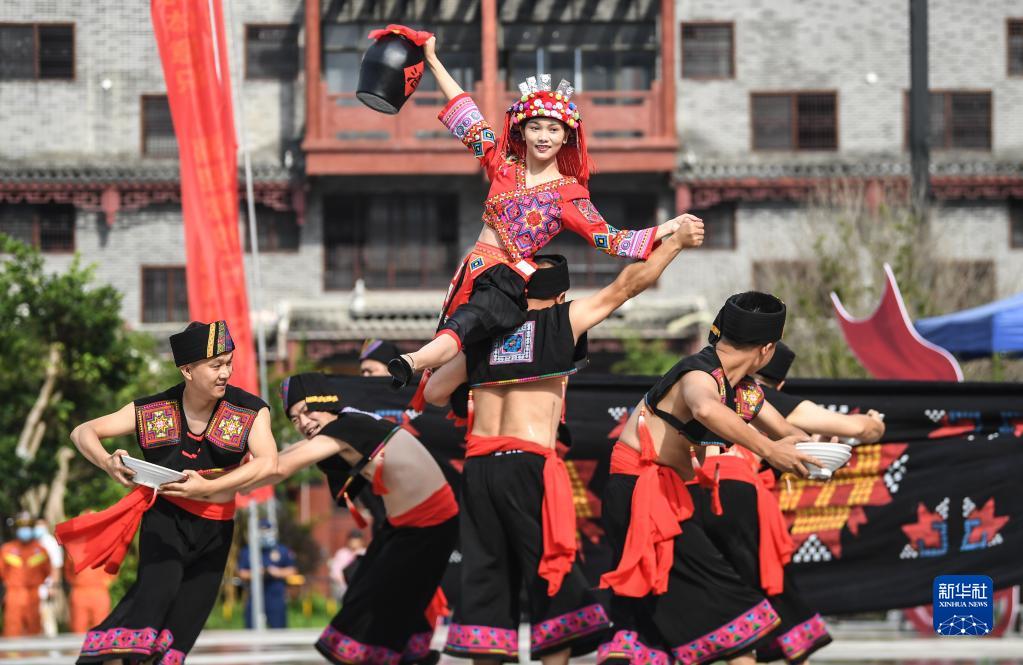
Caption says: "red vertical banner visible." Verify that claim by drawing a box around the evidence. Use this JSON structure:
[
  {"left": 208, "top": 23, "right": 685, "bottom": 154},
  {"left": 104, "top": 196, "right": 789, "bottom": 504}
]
[{"left": 151, "top": 0, "right": 258, "bottom": 394}]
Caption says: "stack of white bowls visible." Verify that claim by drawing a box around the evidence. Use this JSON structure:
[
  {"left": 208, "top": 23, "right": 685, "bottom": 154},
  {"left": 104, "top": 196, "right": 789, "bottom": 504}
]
[
  {"left": 121, "top": 455, "right": 187, "bottom": 489},
  {"left": 793, "top": 441, "right": 853, "bottom": 480}
]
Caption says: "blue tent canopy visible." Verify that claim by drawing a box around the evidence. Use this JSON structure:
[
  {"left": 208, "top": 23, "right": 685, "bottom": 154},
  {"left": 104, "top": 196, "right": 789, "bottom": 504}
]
[{"left": 915, "top": 292, "right": 1023, "bottom": 355}]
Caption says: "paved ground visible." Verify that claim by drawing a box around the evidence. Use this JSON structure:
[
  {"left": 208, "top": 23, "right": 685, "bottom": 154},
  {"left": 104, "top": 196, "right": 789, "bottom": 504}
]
[{"left": 1, "top": 627, "right": 1021, "bottom": 664}]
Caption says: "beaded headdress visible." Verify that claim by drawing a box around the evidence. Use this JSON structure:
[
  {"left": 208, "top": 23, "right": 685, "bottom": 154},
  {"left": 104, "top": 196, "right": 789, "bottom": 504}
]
[{"left": 497, "top": 73, "right": 594, "bottom": 183}]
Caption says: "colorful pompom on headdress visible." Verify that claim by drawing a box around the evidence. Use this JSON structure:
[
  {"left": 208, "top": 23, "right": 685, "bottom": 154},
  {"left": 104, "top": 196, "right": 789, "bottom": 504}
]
[{"left": 497, "top": 73, "right": 594, "bottom": 183}]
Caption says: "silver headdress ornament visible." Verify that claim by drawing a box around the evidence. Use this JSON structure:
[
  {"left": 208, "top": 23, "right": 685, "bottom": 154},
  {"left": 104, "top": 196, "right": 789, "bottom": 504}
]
[{"left": 517, "top": 73, "right": 575, "bottom": 101}]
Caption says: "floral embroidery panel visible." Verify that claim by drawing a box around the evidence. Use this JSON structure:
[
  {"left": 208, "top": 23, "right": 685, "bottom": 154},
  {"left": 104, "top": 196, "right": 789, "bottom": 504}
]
[
  {"left": 500, "top": 192, "right": 563, "bottom": 258},
  {"left": 205, "top": 402, "right": 256, "bottom": 452},
  {"left": 137, "top": 401, "right": 181, "bottom": 449}
]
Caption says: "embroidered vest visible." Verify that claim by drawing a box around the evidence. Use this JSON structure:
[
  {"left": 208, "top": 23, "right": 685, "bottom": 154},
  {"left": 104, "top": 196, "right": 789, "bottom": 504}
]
[
  {"left": 644, "top": 346, "right": 765, "bottom": 447},
  {"left": 133, "top": 383, "right": 267, "bottom": 472},
  {"left": 316, "top": 409, "right": 400, "bottom": 506},
  {"left": 465, "top": 302, "right": 587, "bottom": 388}
]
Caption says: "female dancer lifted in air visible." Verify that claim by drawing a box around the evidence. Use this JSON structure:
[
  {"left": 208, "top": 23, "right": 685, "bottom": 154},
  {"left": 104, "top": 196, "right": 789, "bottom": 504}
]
[{"left": 390, "top": 36, "right": 695, "bottom": 405}]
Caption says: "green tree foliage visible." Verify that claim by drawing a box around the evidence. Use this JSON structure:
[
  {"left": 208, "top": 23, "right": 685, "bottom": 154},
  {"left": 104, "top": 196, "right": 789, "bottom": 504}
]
[
  {"left": 756, "top": 184, "right": 1021, "bottom": 380},
  {"left": 611, "top": 336, "right": 680, "bottom": 376},
  {"left": 0, "top": 235, "right": 177, "bottom": 522}
]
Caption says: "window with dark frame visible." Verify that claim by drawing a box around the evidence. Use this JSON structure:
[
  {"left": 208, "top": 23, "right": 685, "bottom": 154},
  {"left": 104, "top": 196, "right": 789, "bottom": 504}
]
[
  {"left": 1009, "top": 20, "right": 1023, "bottom": 76},
  {"left": 1011, "top": 199, "right": 1023, "bottom": 248},
  {"left": 904, "top": 91, "right": 992, "bottom": 150},
  {"left": 542, "top": 193, "right": 659, "bottom": 287},
  {"left": 242, "top": 205, "right": 300, "bottom": 252},
  {"left": 502, "top": 22, "right": 657, "bottom": 92},
  {"left": 681, "top": 23, "right": 734, "bottom": 79},
  {"left": 323, "top": 193, "right": 460, "bottom": 290},
  {"left": 141, "top": 95, "right": 178, "bottom": 157},
  {"left": 693, "top": 203, "right": 736, "bottom": 250},
  {"left": 0, "top": 204, "right": 75, "bottom": 251},
  {"left": 752, "top": 93, "right": 837, "bottom": 151},
  {"left": 142, "top": 266, "right": 189, "bottom": 324},
  {"left": 246, "top": 24, "right": 299, "bottom": 79},
  {"left": 0, "top": 23, "right": 74, "bottom": 80}
]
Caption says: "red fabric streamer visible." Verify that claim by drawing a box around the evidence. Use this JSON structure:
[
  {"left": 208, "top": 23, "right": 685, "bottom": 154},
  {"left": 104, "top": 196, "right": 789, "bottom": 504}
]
[
  {"left": 832, "top": 264, "right": 962, "bottom": 381},
  {"left": 465, "top": 434, "right": 576, "bottom": 596},
  {"left": 151, "top": 0, "right": 259, "bottom": 396},
  {"left": 599, "top": 412, "right": 693, "bottom": 598},
  {"left": 389, "top": 485, "right": 459, "bottom": 528},
  {"left": 56, "top": 487, "right": 235, "bottom": 575},
  {"left": 697, "top": 454, "right": 794, "bottom": 596}
]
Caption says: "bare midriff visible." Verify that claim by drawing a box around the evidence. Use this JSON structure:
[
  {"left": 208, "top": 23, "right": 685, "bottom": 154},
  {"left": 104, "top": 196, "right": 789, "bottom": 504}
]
[
  {"left": 617, "top": 381, "right": 701, "bottom": 481},
  {"left": 340, "top": 428, "right": 448, "bottom": 517},
  {"left": 470, "top": 379, "right": 565, "bottom": 450}
]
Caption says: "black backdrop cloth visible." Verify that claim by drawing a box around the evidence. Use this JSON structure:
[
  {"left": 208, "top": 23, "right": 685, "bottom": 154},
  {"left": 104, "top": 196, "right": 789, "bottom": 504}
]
[{"left": 329, "top": 376, "right": 1023, "bottom": 615}]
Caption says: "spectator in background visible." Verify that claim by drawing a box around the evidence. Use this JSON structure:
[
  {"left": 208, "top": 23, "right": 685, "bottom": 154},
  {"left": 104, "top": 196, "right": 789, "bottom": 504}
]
[
  {"left": 33, "top": 519, "right": 63, "bottom": 637},
  {"left": 328, "top": 529, "right": 367, "bottom": 600},
  {"left": 64, "top": 512, "right": 116, "bottom": 634},
  {"left": 359, "top": 339, "right": 400, "bottom": 377},
  {"left": 238, "top": 520, "right": 297, "bottom": 629},
  {"left": 0, "top": 512, "right": 51, "bottom": 637}
]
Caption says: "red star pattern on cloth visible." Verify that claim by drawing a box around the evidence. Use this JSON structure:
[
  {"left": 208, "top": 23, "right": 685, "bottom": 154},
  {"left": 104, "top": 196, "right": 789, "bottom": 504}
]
[
  {"left": 901, "top": 503, "right": 946, "bottom": 549},
  {"left": 965, "top": 498, "right": 1009, "bottom": 545}
]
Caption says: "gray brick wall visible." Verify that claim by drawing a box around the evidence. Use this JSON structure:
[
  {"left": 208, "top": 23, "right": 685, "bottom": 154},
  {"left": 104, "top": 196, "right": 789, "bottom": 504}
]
[
  {"left": 677, "top": 0, "right": 1023, "bottom": 158},
  {"left": 0, "top": 0, "right": 303, "bottom": 163}
]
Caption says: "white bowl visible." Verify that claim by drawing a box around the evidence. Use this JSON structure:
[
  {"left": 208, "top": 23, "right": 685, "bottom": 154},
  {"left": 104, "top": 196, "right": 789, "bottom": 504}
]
[
  {"left": 121, "top": 455, "right": 186, "bottom": 489},
  {"left": 795, "top": 442, "right": 852, "bottom": 480}
]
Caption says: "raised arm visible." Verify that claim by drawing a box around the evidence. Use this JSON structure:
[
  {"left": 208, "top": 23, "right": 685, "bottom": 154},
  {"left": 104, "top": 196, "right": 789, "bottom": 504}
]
[
  {"left": 560, "top": 197, "right": 686, "bottom": 261},
  {"left": 69, "top": 403, "right": 138, "bottom": 488},
  {"left": 568, "top": 214, "right": 703, "bottom": 340},
  {"left": 241, "top": 435, "right": 347, "bottom": 492},
  {"left": 429, "top": 38, "right": 504, "bottom": 178},
  {"left": 162, "top": 408, "right": 279, "bottom": 499},
  {"left": 753, "top": 400, "right": 809, "bottom": 440},
  {"left": 787, "top": 403, "right": 886, "bottom": 443},
  {"left": 423, "top": 36, "right": 464, "bottom": 102},
  {"left": 680, "top": 372, "right": 820, "bottom": 477}
]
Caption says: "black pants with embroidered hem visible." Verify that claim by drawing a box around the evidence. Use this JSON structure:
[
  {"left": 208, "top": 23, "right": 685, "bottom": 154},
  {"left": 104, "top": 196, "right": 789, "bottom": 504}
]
[
  {"left": 316, "top": 515, "right": 458, "bottom": 665},
  {"left": 600, "top": 474, "right": 781, "bottom": 665},
  {"left": 76, "top": 498, "right": 233, "bottom": 665},
  {"left": 438, "top": 264, "right": 527, "bottom": 347},
  {"left": 692, "top": 482, "right": 832, "bottom": 664},
  {"left": 445, "top": 452, "right": 610, "bottom": 662}
]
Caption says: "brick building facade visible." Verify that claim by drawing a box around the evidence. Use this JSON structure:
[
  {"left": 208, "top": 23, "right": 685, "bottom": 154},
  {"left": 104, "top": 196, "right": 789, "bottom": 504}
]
[{"left": 2, "top": 0, "right": 1022, "bottom": 357}]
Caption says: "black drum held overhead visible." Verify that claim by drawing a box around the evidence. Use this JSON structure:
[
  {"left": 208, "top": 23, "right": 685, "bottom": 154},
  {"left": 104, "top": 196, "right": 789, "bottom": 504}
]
[{"left": 358, "top": 25, "right": 432, "bottom": 114}]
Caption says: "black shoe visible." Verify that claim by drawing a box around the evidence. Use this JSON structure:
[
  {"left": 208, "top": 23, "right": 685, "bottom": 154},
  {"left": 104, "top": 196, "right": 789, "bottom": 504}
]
[{"left": 388, "top": 355, "right": 413, "bottom": 390}]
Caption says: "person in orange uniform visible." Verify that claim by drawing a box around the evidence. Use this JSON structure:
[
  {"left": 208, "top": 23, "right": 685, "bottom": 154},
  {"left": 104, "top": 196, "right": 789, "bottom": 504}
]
[
  {"left": 63, "top": 511, "right": 116, "bottom": 634},
  {"left": 1, "top": 512, "right": 52, "bottom": 637}
]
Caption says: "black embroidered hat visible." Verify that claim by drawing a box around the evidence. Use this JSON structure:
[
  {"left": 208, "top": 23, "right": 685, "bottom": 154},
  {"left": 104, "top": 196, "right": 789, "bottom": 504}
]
[
  {"left": 758, "top": 341, "right": 796, "bottom": 382},
  {"left": 526, "top": 254, "right": 571, "bottom": 299},
  {"left": 359, "top": 339, "right": 400, "bottom": 366},
  {"left": 169, "top": 320, "right": 235, "bottom": 367},
  {"left": 280, "top": 372, "right": 343, "bottom": 415},
  {"left": 708, "top": 292, "right": 787, "bottom": 346}
]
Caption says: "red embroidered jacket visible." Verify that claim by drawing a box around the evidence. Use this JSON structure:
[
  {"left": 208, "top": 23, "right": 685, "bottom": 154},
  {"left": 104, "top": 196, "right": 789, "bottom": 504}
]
[{"left": 439, "top": 93, "right": 658, "bottom": 262}]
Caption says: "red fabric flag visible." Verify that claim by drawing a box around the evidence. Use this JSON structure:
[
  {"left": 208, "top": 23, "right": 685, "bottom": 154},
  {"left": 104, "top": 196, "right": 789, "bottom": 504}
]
[
  {"left": 151, "top": 0, "right": 257, "bottom": 394},
  {"left": 831, "top": 264, "right": 962, "bottom": 382}
]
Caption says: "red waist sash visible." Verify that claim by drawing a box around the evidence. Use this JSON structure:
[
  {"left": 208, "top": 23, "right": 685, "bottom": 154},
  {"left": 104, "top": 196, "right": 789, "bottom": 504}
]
[
  {"left": 465, "top": 433, "right": 575, "bottom": 597},
  {"left": 599, "top": 411, "right": 693, "bottom": 598},
  {"left": 697, "top": 454, "right": 794, "bottom": 596},
  {"left": 389, "top": 484, "right": 459, "bottom": 528},
  {"left": 56, "top": 486, "right": 235, "bottom": 575}
]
